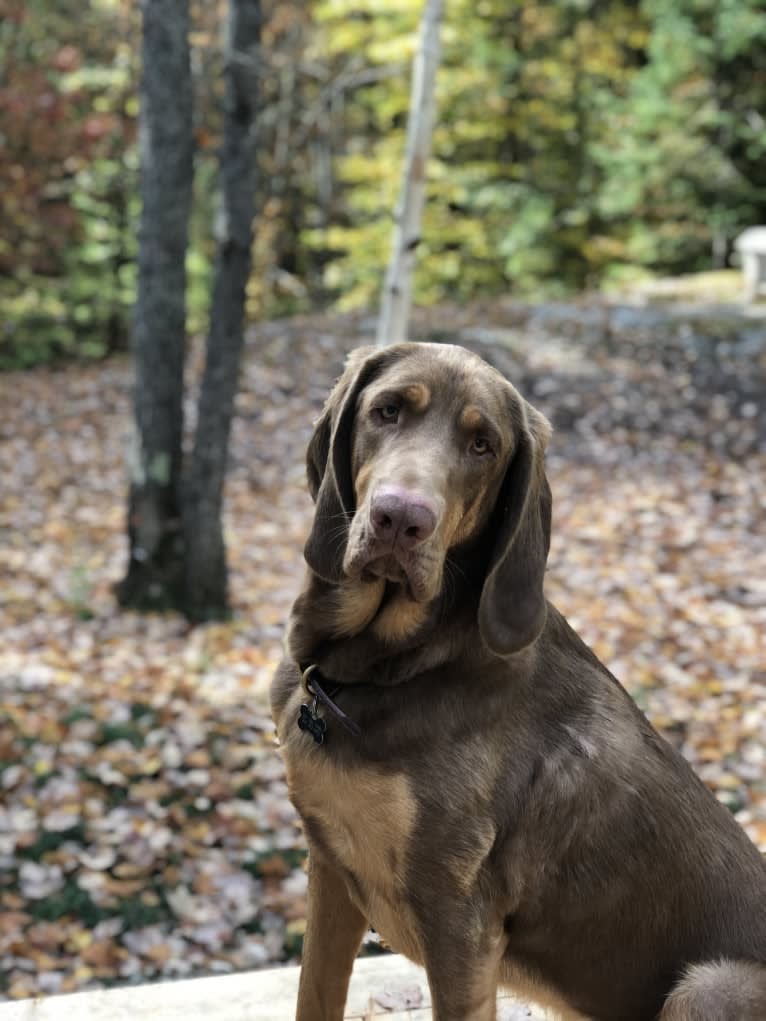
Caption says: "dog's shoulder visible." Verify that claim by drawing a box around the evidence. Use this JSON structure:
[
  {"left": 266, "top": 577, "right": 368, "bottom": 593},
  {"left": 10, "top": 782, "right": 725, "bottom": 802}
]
[{"left": 269, "top": 658, "right": 301, "bottom": 732}]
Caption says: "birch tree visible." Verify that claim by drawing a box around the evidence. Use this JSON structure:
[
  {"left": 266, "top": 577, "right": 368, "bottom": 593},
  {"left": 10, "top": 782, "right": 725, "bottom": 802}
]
[{"left": 376, "top": 0, "right": 444, "bottom": 347}]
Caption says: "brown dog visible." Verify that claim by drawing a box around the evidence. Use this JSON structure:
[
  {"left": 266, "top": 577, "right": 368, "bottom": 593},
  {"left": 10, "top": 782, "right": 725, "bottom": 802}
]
[{"left": 270, "top": 342, "right": 766, "bottom": 1020}]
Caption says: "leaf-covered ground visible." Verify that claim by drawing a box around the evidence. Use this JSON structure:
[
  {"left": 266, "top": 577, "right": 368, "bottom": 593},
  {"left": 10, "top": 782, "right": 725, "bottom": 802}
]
[{"left": 1, "top": 300, "right": 764, "bottom": 999}]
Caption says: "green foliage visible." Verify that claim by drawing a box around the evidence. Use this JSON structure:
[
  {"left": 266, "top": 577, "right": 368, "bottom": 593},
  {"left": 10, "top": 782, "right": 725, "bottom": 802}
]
[
  {"left": 304, "top": 0, "right": 766, "bottom": 305},
  {"left": 0, "top": 0, "right": 138, "bottom": 368},
  {"left": 28, "top": 880, "right": 107, "bottom": 926},
  {"left": 18, "top": 826, "right": 88, "bottom": 860},
  {"left": 594, "top": 0, "right": 766, "bottom": 275},
  {"left": 66, "top": 564, "right": 96, "bottom": 620},
  {"left": 304, "top": 0, "right": 650, "bottom": 303},
  {"left": 3, "top": 0, "right": 766, "bottom": 367},
  {"left": 98, "top": 722, "right": 145, "bottom": 748}
]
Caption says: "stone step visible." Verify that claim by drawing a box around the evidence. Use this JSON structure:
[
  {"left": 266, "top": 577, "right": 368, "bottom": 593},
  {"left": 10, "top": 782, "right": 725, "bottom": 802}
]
[{"left": 0, "top": 954, "right": 549, "bottom": 1020}]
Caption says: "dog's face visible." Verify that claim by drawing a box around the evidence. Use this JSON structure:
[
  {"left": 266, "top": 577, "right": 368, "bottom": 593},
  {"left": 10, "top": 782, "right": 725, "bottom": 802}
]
[
  {"left": 345, "top": 348, "right": 520, "bottom": 603},
  {"left": 304, "top": 343, "right": 553, "bottom": 654}
]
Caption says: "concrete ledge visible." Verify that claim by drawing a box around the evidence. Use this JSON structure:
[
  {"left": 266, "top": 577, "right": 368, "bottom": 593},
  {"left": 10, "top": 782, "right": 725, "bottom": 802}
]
[{"left": 0, "top": 954, "right": 548, "bottom": 1019}]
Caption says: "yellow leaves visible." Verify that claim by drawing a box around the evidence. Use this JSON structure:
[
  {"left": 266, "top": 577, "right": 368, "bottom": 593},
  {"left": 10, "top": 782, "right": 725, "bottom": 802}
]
[
  {"left": 744, "top": 821, "right": 766, "bottom": 850},
  {"left": 144, "top": 942, "right": 172, "bottom": 968},
  {"left": 367, "top": 34, "right": 417, "bottom": 65},
  {"left": 255, "top": 854, "right": 291, "bottom": 880},
  {"left": 66, "top": 929, "right": 93, "bottom": 953},
  {"left": 129, "top": 780, "right": 169, "bottom": 802},
  {"left": 715, "top": 772, "right": 744, "bottom": 791},
  {"left": 285, "top": 918, "right": 307, "bottom": 942},
  {"left": 70, "top": 965, "right": 94, "bottom": 984},
  {"left": 101, "top": 876, "right": 146, "bottom": 898},
  {"left": 162, "top": 864, "right": 181, "bottom": 888},
  {"left": 8, "top": 976, "right": 37, "bottom": 1000},
  {"left": 81, "top": 938, "right": 124, "bottom": 970},
  {"left": 112, "top": 862, "right": 150, "bottom": 880},
  {"left": 138, "top": 755, "right": 162, "bottom": 776},
  {"left": 582, "top": 235, "right": 631, "bottom": 263},
  {"left": 39, "top": 720, "right": 65, "bottom": 744},
  {"left": 0, "top": 912, "right": 34, "bottom": 940},
  {"left": 191, "top": 872, "right": 217, "bottom": 897},
  {"left": 24, "top": 922, "right": 65, "bottom": 951}
]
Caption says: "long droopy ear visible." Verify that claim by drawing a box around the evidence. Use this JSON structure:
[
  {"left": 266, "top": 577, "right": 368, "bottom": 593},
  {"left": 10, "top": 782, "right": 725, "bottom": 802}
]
[
  {"left": 478, "top": 398, "right": 552, "bottom": 656},
  {"left": 304, "top": 346, "right": 397, "bottom": 581}
]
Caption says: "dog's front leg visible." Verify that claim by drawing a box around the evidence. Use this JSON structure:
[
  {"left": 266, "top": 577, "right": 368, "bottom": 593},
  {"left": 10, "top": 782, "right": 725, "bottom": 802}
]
[
  {"left": 420, "top": 918, "right": 502, "bottom": 1021},
  {"left": 296, "top": 853, "right": 367, "bottom": 1021},
  {"left": 425, "top": 956, "right": 498, "bottom": 1021}
]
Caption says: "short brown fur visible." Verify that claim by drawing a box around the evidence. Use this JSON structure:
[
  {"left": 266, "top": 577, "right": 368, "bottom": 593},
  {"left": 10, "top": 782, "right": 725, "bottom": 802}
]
[
  {"left": 404, "top": 382, "right": 431, "bottom": 411},
  {"left": 271, "top": 342, "right": 766, "bottom": 1021}
]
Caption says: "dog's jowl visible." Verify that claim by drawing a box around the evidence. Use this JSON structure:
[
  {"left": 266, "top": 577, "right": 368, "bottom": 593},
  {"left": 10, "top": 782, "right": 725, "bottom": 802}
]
[{"left": 271, "top": 342, "right": 766, "bottom": 1021}]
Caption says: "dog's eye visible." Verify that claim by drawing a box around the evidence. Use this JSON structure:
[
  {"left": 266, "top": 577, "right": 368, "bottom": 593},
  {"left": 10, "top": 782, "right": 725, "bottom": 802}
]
[
  {"left": 471, "top": 435, "right": 492, "bottom": 456},
  {"left": 376, "top": 404, "right": 400, "bottom": 424}
]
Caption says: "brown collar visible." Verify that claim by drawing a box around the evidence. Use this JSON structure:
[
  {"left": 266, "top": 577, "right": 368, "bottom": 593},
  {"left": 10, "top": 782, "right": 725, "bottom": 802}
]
[{"left": 297, "top": 664, "right": 362, "bottom": 745}]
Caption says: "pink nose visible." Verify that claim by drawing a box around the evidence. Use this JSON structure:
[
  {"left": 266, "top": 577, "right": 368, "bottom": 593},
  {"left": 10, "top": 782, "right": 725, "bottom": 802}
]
[{"left": 370, "top": 487, "right": 437, "bottom": 549}]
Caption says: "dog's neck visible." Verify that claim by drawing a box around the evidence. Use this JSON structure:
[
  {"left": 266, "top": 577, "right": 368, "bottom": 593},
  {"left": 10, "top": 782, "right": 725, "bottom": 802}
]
[{"left": 288, "top": 554, "right": 486, "bottom": 687}]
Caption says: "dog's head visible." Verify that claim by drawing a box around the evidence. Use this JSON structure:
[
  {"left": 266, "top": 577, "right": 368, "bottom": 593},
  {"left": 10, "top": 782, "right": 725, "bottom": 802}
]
[{"left": 304, "top": 343, "right": 552, "bottom": 655}]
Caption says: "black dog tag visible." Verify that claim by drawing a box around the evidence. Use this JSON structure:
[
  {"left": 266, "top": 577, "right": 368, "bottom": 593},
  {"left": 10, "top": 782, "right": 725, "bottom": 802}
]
[{"left": 298, "top": 701, "right": 327, "bottom": 745}]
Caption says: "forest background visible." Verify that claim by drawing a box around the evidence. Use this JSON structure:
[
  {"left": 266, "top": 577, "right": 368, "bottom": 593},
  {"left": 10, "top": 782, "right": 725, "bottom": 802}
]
[
  {"left": 1, "top": 0, "right": 766, "bottom": 1004},
  {"left": 3, "top": 0, "right": 766, "bottom": 368}
]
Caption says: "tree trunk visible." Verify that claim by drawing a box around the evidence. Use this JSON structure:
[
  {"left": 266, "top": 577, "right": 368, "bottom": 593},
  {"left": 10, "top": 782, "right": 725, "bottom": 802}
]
[
  {"left": 376, "top": 0, "right": 444, "bottom": 348},
  {"left": 182, "top": 0, "right": 261, "bottom": 620},
  {"left": 116, "top": 0, "right": 193, "bottom": 611}
]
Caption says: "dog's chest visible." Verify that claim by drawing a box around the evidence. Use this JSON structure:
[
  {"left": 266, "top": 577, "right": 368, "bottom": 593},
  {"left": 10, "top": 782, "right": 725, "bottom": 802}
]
[{"left": 283, "top": 724, "right": 423, "bottom": 959}]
